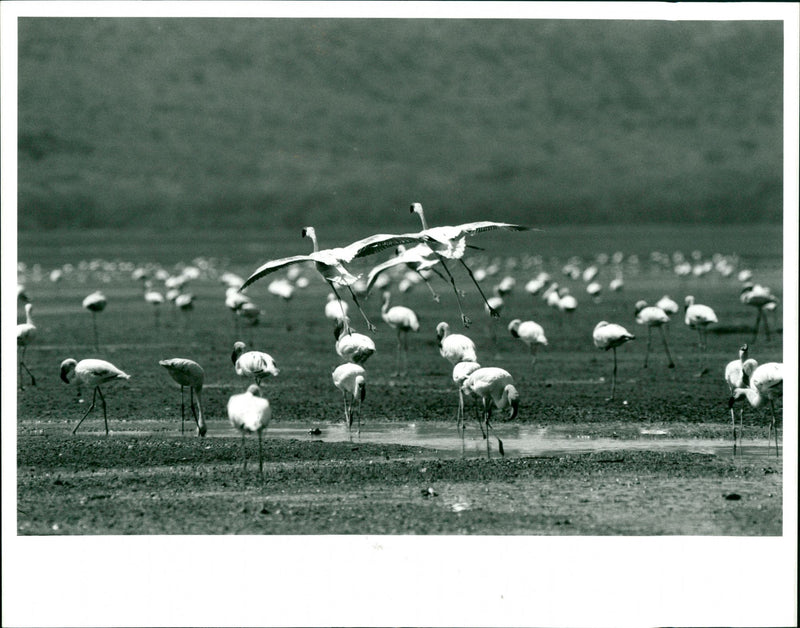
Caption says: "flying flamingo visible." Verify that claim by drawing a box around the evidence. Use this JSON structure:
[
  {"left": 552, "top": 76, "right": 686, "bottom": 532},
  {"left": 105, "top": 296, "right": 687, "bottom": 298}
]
[
  {"left": 240, "top": 226, "right": 419, "bottom": 333},
  {"left": 381, "top": 291, "right": 420, "bottom": 375},
  {"left": 684, "top": 295, "right": 718, "bottom": 376},
  {"left": 17, "top": 302, "right": 37, "bottom": 388},
  {"left": 452, "top": 360, "right": 482, "bottom": 449},
  {"left": 406, "top": 202, "right": 530, "bottom": 326},
  {"left": 60, "top": 358, "right": 130, "bottom": 435},
  {"left": 634, "top": 300, "right": 675, "bottom": 368},
  {"left": 365, "top": 244, "right": 445, "bottom": 301},
  {"left": 740, "top": 284, "right": 778, "bottom": 343},
  {"left": 231, "top": 341, "right": 280, "bottom": 385},
  {"left": 334, "top": 318, "right": 376, "bottom": 365},
  {"left": 724, "top": 344, "right": 755, "bottom": 455},
  {"left": 436, "top": 321, "right": 478, "bottom": 365},
  {"left": 593, "top": 321, "right": 635, "bottom": 401},
  {"left": 332, "top": 363, "right": 367, "bottom": 438},
  {"left": 461, "top": 366, "right": 520, "bottom": 458},
  {"left": 82, "top": 290, "right": 107, "bottom": 350},
  {"left": 729, "top": 361, "right": 783, "bottom": 456},
  {"left": 507, "top": 319, "right": 547, "bottom": 368},
  {"left": 227, "top": 384, "right": 272, "bottom": 480},
  {"left": 159, "top": 358, "right": 206, "bottom": 436}
]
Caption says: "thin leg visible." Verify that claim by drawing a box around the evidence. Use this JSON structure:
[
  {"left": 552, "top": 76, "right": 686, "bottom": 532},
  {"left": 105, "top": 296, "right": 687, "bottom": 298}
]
[
  {"left": 328, "top": 285, "right": 352, "bottom": 334},
  {"left": 437, "top": 258, "right": 471, "bottom": 327},
  {"left": 20, "top": 360, "right": 37, "bottom": 387},
  {"left": 258, "top": 431, "right": 264, "bottom": 480},
  {"left": 394, "top": 332, "right": 402, "bottom": 376},
  {"left": 730, "top": 402, "right": 738, "bottom": 456},
  {"left": 644, "top": 326, "right": 652, "bottom": 368},
  {"left": 97, "top": 387, "right": 108, "bottom": 435},
  {"left": 346, "top": 285, "right": 377, "bottom": 332},
  {"left": 241, "top": 433, "right": 247, "bottom": 472},
  {"left": 72, "top": 387, "right": 98, "bottom": 434},
  {"left": 738, "top": 407, "right": 745, "bottom": 454},
  {"left": 180, "top": 386, "right": 186, "bottom": 434},
  {"left": 761, "top": 308, "right": 771, "bottom": 342},
  {"left": 189, "top": 387, "right": 199, "bottom": 425},
  {"left": 658, "top": 326, "right": 675, "bottom": 368},
  {"left": 414, "top": 269, "right": 440, "bottom": 302},
  {"left": 485, "top": 404, "right": 492, "bottom": 459},
  {"left": 92, "top": 313, "right": 99, "bottom": 350},
  {"left": 770, "top": 399, "right": 779, "bottom": 457},
  {"left": 459, "top": 259, "right": 499, "bottom": 318},
  {"left": 606, "top": 348, "right": 618, "bottom": 401},
  {"left": 751, "top": 310, "right": 761, "bottom": 344},
  {"left": 401, "top": 331, "right": 409, "bottom": 375}
]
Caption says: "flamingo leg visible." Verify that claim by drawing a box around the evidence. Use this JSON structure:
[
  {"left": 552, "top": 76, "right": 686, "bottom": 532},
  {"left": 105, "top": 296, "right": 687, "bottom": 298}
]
[
  {"left": 484, "top": 402, "right": 492, "bottom": 459},
  {"left": 20, "top": 359, "right": 36, "bottom": 387},
  {"left": 241, "top": 433, "right": 247, "bottom": 473},
  {"left": 751, "top": 309, "right": 761, "bottom": 344},
  {"left": 97, "top": 386, "right": 108, "bottom": 435},
  {"left": 180, "top": 386, "right": 186, "bottom": 434},
  {"left": 608, "top": 347, "right": 618, "bottom": 401},
  {"left": 345, "top": 285, "right": 377, "bottom": 332},
  {"left": 730, "top": 399, "right": 738, "bottom": 456},
  {"left": 761, "top": 308, "right": 772, "bottom": 342},
  {"left": 414, "top": 268, "right": 441, "bottom": 302},
  {"left": 530, "top": 345, "right": 538, "bottom": 371},
  {"left": 436, "top": 258, "right": 471, "bottom": 327},
  {"left": 402, "top": 330, "right": 410, "bottom": 375},
  {"left": 458, "top": 259, "right": 500, "bottom": 318},
  {"left": 644, "top": 326, "right": 652, "bottom": 368},
  {"left": 769, "top": 399, "right": 779, "bottom": 457},
  {"left": 72, "top": 386, "right": 98, "bottom": 434},
  {"left": 658, "top": 326, "right": 675, "bottom": 368},
  {"left": 92, "top": 313, "right": 99, "bottom": 351},
  {"left": 258, "top": 430, "right": 264, "bottom": 480}
]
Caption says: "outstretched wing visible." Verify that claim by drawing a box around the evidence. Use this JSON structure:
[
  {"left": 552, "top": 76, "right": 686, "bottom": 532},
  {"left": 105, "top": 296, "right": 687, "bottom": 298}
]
[
  {"left": 365, "top": 256, "right": 408, "bottom": 293},
  {"left": 451, "top": 221, "right": 531, "bottom": 237},
  {"left": 339, "top": 232, "right": 426, "bottom": 261},
  {"left": 241, "top": 255, "right": 314, "bottom": 290}
]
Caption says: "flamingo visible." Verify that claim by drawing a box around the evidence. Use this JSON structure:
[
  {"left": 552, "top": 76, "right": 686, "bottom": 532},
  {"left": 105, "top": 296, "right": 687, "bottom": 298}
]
[
  {"left": 507, "top": 319, "right": 547, "bottom": 368},
  {"left": 324, "top": 292, "right": 349, "bottom": 324},
  {"left": 724, "top": 344, "right": 755, "bottom": 455},
  {"left": 452, "top": 360, "right": 482, "bottom": 448},
  {"left": 17, "top": 303, "right": 37, "bottom": 388},
  {"left": 82, "top": 290, "right": 107, "bottom": 350},
  {"left": 231, "top": 341, "right": 280, "bottom": 385},
  {"left": 634, "top": 300, "right": 675, "bottom": 368},
  {"left": 227, "top": 384, "right": 272, "bottom": 480},
  {"left": 159, "top": 358, "right": 206, "bottom": 436},
  {"left": 225, "top": 287, "right": 252, "bottom": 334},
  {"left": 655, "top": 295, "right": 680, "bottom": 316},
  {"left": 729, "top": 361, "right": 783, "bottom": 456},
  {"left": 334, "top": 318, "right": 376, "bottom": 365},
  {"left": 240, "top": 226, "right": 418, "bottom": 333},
  {"left": 60, "top": 358, "right": 130, "bottom": 435},
  {"left": 332, "top": 363, "right": 367, "bottom": 437},
  {"left": 485, "top": 286, "right": 505, "bottom": 354},
  {"left": 365, "top": 244, "right": 445, "bottom": 301},
  {"left": 684, "top": 295, "right": 718, "bottom": 376},
  {"left": 436, "top": 321, "right": 478, "bottom": 365},
  {"left": 144, "top": 282, "right": 165, "bottom": 328},
  {"left": 740, "top": 284, "right": 778, "bottom": 343},
  {"left": 407, "top": 202, "right": 530, "bottom": 326},
  {"left": 175, "top": 293, "right": 194, "bottom": 328},
  {"left": 593, "top": 321, "right": 635, "bottom": 401},
  {"left": 18, "top": 283, "right": 29, "bottom": 304},
  {"left": 268, "top": 277, "right": 296, "bottom": 329},
  {"left": 381, "top": 291, "right": 420, "bottom": 375},
  {"left": 461, "top": 366, "right": 520, "bottom": 458}
]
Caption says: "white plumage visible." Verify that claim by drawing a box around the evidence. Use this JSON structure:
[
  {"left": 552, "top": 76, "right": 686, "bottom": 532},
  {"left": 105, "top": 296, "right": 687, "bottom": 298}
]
[
  {"left": 724, "top": 344, "right": 754, "bottom": 454},
  {"left": 366, "top": 243, "right": 443, "bottom": 301},
  {"left": 60, "top": 358, "right": 130, "bottom": 435},
  {"left": 381, "top": 291, "right": 419, "bottom": 375},
  {"left": 82, "top": 290, "right": 107, "bottom": 350},
  {"left": 684, "top": 295, "right": 718, "bottom": 375},
  {"left": 729, "top": 361, "right": 783, "bottom": 456},
  {"left": 634, "top": 300, "right": 675, "bottom": 369},
  {"left": 593, "top": 321, "right": 635, "bottom": 401},
  {"left": 228, "top": 384, "right": 272, "bottom": 479},
  {"left": 437, "top": 321, "right": 478, "bottom": 365},
  {"left": 332, "top": 363, "right": 367, "bottom": 436},
  {"left": 452, "top": 360, "right": 482, "bottom": 443},
  {"left": 231, "top": 341, "right": 280, "bottom": 385},
  {"left": 334, "top": 319, "right": 376, "bottom": 365},
  {"left": 740, "top": 284, "right": 778, "bottom": 343},
  {"left": 655, "top": 295, "right": 679, "bottom": 315},
  {"left": 159, "top": 358, "right": 206, "bottom": 436},
  {"left": 17, "top": 302, "right": 37, "bottom": 387}
]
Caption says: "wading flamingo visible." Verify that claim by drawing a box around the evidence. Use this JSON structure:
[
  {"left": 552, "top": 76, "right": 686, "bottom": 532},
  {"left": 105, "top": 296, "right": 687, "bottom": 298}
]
[
  {"left": 684, "top": 295, "right": 718, "bottom": 376},
  {"left": 334, "top": 319, "right": 376, "bottom": 365},
  {"left": 461, "top": 366, "right": 520, "bottom": 458},
  {"left": 724, "top": 344, "right": 755, "bottom": 455},
  {"left": 231, "top": 341, "right": 280, "bottom": 385},
  {"left": 634, "top": 300, "right": 675, "bottom": 369},
  {"left": 437, "top": 321, "right": 478, "bottom": 365},
  {"left": 452, "top": 360, "right": 482, "bottom": 449},
  {"left": 332, "top": 363, "right": 367, "bottom": 438},
  {"left": 17, "top": 302, "right": 37, "bottom": 388},
  {"left": 593, "top": 321, "right": 635, "bottom": 401},
  {"left": 507, "top": 319, "right": 547, "bottom": 369},
  {"left": 381, "top": 291, "right": 420, "bottom": 375},
  {"left": 729, "top": 361, "right": 783, "bottom": 457},
  {"left": 159, "top": 358, "right": 206, "bottom": 436},
  {"left": 60, "top": 358, "right": 130, "bottom": 435},
  {"left": 227, "top": 384, "right": 272, "bottom": 480},
  {"left": 82, "top": 290, "right": 107, "bottom": 350}
]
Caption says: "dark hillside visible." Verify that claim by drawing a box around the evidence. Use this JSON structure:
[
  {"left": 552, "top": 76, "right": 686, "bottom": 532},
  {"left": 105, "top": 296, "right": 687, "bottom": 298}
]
[{"left": 17, "top": 19, "right": 783, "bottom": 229}]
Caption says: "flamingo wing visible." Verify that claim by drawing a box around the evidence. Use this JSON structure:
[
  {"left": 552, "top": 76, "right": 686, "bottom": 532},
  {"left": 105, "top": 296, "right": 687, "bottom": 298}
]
[{"left": 241, "top": 255, "right": 316, "bottom": 290}]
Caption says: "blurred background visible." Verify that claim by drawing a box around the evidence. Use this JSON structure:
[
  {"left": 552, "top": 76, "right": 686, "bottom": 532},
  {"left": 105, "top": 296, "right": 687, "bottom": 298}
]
[{"left": 17, "top": 18, "right": 783, "bottom": 231}]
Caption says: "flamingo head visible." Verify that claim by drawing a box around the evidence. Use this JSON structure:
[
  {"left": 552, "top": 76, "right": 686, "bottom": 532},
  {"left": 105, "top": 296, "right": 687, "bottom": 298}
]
[
  {"left": 59, "top": 358, "right": 77, "bottom": 384},
  {"left": 436, "top": 321, "right": 449, "bottom": 344},
  {"left": 231, "top": 341, "right": 246, "bottom": 364},
  {"left": 247, "top": 384, "right": 262, "bottom": 396},
  {"left": 508, "top": 319, "right": 522, "bottom": 337},
  {"left": 738, "top": 343, "right": 749, "bottom": 359},
  {"left": 684, "top": 295, "right": 695, "bottom": 309},
  {"left": 409, "top": 202, "right": 422, "bottom": 215},
  {"left": 505, "top": 385, "right": 520, "bottom": 420},
  {"left": 301, "top": 226, "right": 315, "bottom": 239},
  {"left": 634, "top": 300, "right": 648, "bottom": 315}
]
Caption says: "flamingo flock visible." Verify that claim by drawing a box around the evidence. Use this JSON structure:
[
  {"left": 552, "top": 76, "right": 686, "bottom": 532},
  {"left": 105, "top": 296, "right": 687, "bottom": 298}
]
[{"left": 16, "top": 213, "right": 785, "bottom": 468}]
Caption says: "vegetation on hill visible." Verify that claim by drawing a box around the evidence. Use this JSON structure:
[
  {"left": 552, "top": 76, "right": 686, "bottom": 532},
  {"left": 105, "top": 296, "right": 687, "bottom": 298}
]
[{"left": 17, "top": 18, "right": 783, "bottom": 229}]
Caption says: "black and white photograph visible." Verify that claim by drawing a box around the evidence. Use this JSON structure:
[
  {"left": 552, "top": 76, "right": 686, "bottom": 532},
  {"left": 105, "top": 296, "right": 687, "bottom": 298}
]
[{"left": 2, "top": 2, "right": 797, "bottom": 626}]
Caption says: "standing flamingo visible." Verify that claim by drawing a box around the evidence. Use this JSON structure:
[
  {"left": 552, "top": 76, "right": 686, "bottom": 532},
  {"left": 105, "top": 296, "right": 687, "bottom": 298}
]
[
  {"left": 231, "top": 341, "right": 280, "bottom": 385},
  {"left": 724, "top": 344, "right": 755, "bottom": 455},
  {"left": 740, "top": 284, "right": 778, "bottom": 343},
  {"left": 144, "top": 282, "right": 165, "bottom": 328},
  {"left": 684, "top": 295, "right": 718, "bottom": 376},
  {"left": 452, "top": 360, "right": 482, "bottom": 449},
  {"left": 656, "top": 295, "right": 679, "bottom": 316},
  {"left": 159, "top": 358, "right": 206, "bottom": 436},
  {"left": 461, "top": 366, "right": 520, "bottom": 458},
  {"left": 729, "top": 361, "right": 783, "bottom": 456},
  {"left": 227, "top": 384, "right": 272, "bottom": 480},
  {"left": 634, "top": 300, "right": 675, "bottom": 368},
  {"left": 593, "top": 321, "right": 635, "bottom": 401},
  {"left": 332, "top": 363, "right": 367, "bottom": 438},
  {"left": 60, "top": 358, "right": 130, "bottom": 435},
  {"left": 240, "top": 226, "right": 419, "bottom": 333},
  {"left": 82, "top": 290, "right": 107, "bottom": 350},
  {"left": 407, "top": 202, "right": 530, "bottom": 326},
  {"left": 436, "top": 321, "right": 478, "bottom": 365},
  {"left": 17, "top": 302, "right": 37, "bottom": 388},
  {"left": 381, "top": 291, "right": 420, "bottom": 375},
  {"left": 507, "top": 319, "right": 548, "bottom": 368},
  {"left": 334, "top": 319, "right": 376, "bottom": 365}
]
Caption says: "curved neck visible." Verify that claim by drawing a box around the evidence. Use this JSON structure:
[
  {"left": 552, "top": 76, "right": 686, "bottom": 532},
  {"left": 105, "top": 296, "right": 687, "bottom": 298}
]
[
  {"left": 25, "top": 306, "right": 34, "bottom": 325},
  {"left": 416, "top": 206, "right": 429, "bottom": 230},
  {"left": 306, "top": 229, "right": 320, "bottom": 252}
]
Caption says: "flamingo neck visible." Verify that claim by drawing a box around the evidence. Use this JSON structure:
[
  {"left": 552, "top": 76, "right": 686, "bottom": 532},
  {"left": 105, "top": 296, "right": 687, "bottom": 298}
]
[
  {"left": 416, "top": 206, "right": 429, "bottom": 230},
  {"left": 25, "top": 306, "right": 34, "bottom": 326},
  {"left": 307, "top": 229, "right": 320, "bottom": 252}
]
